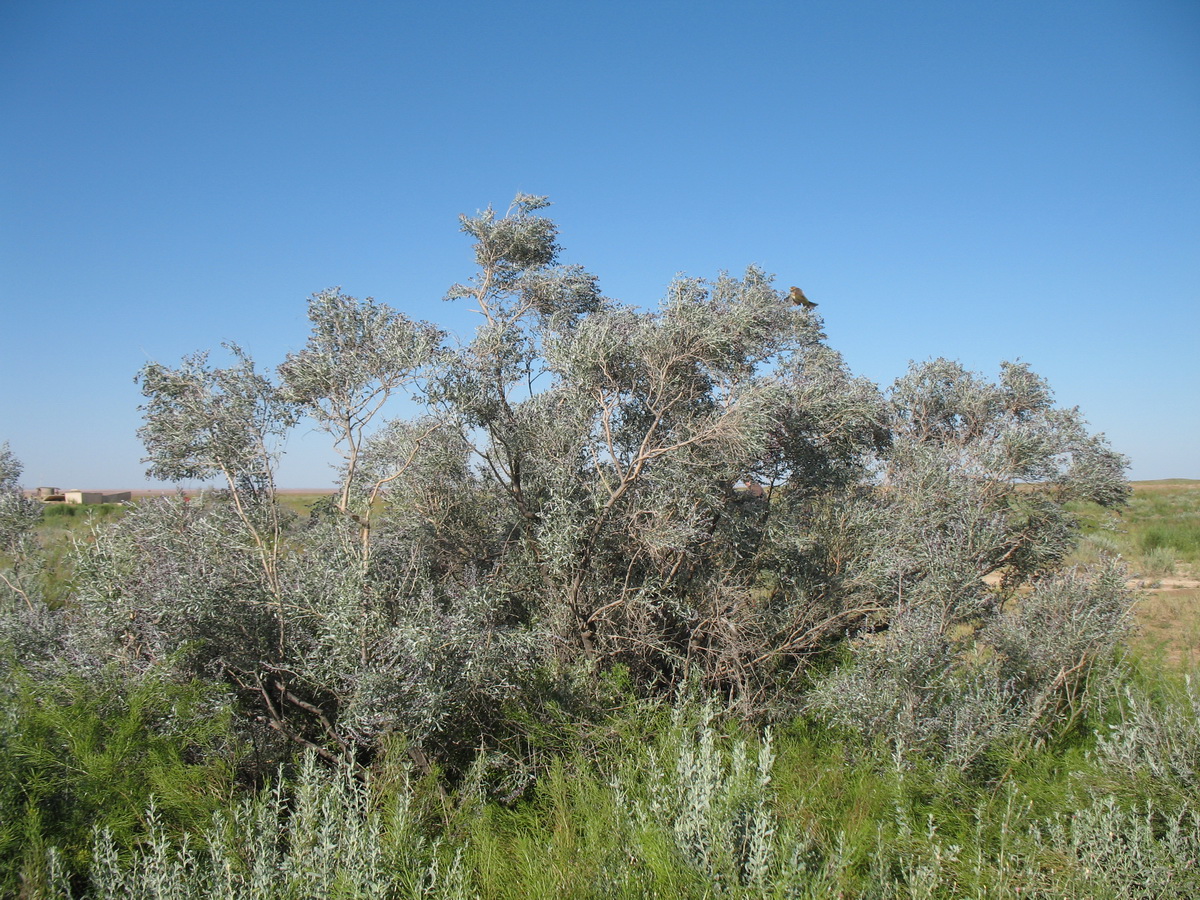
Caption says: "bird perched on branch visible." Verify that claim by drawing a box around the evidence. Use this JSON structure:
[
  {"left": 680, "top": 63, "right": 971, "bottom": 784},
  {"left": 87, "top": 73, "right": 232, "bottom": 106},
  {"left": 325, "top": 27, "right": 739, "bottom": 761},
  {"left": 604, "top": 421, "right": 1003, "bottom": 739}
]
[{"left": 788, "top": 286, "right": 817, "bottom": 310}]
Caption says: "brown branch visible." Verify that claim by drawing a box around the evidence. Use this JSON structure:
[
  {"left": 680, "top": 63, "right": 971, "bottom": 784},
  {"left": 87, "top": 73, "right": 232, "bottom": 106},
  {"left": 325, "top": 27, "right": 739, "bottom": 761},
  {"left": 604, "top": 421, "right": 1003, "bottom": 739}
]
[
  {"left": 271, "top": 679, "right": 350, "bottom": 757},
  {"left": 252, "top": 675, "right": 345, "bottom": 768},
  {"left": 0, "top": 569, "right": 34, "bottom": 613},
  {"left": 750, "top": 604, "right": 888, "bottom": 667}
]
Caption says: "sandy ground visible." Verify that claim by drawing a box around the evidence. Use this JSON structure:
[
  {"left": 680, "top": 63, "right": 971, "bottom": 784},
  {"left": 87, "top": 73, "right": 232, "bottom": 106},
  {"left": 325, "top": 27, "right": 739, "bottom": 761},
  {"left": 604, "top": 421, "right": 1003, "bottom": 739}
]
[{"left": 1136, "top": 581, "right": 1200, "bottom": 668}]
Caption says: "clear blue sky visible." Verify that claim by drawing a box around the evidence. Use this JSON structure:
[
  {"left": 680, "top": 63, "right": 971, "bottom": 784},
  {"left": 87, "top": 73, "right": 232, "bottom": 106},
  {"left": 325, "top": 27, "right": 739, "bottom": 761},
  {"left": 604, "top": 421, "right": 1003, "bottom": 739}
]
[{"left": 2, "top": 0, "right": 1197, "bottom": 488}]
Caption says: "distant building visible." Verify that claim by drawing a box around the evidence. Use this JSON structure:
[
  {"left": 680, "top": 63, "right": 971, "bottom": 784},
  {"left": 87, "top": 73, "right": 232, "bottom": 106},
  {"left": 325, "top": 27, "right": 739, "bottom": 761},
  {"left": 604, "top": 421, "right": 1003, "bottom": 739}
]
[
  {"left": 64, "top": 490, "right": 103, "bottom": 505},
  {"left": 63, "top": 490, "right": 131, "bottom": 505}
]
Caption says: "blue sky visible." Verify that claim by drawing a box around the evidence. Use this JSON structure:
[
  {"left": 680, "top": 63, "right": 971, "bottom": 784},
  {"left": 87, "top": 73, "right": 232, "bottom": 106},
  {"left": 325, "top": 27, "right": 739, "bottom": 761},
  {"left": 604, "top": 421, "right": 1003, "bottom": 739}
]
[{"left": 2, "top": 0, "right": 1197, "bottom": 488}]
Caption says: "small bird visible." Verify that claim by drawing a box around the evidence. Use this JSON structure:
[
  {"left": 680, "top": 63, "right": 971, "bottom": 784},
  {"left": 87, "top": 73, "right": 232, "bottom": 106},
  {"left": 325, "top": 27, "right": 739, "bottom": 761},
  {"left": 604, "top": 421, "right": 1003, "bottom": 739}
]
[{"left": 788, "top": 286, "right": 817, "bottom": 310}]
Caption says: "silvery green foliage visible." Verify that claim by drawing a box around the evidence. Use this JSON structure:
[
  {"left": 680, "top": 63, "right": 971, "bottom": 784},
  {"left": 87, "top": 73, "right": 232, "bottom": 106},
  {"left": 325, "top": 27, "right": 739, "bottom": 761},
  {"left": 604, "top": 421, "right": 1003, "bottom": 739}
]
[
  {"left": 0, "top": 442, "right": 43, "bottom": 548},
  {"left": 614, "top": 714, "right": 1199, "bottom": 897},
  {"left": 804, "top": 356, "right": 1131, "bottom": 764},
  {"left": 881, "top": 359, "right": 1129, "bottom": 593},
  {"left": 807, "top": 606, "right": 1020, "bottom": 768},
  {"left": 983, "top": 560, "right": 1132, "bottom": 702},
  {"left": 70, "top": 489, "right": 537, "bottom": 761},
  {"left": 135, "top": 346, "right": 296, "bottom": 632},
  {"left": 810, "top": 560, "right": 1133, "bottom": 766},
  {"left": 0, "top": 442, "right": 44, "bottom": 592},
  {"left": 73, "top": 753, "right": 472, "bottom": 900},
  {"left": 340, "top": 584, "right": 538, "bottom": 745},
  {"left": 278, "top": 288, "right": 444, "bottom": 524},
  {"left": 633, "top": 705, "right": 778, "bottom": 891},
  {"left": 73, "top": 495, "right": 281, "bottom": 675},
  {"left": 431, "top": 198, "right": 892, "bottom": 697},
  {"left": 427, "top": 196, "right": 1130, "bottom": 724},
  {"left": 0, "top": 444, "right": 58, "bottom": 668},
  {"left": 1027, "top": 797, "right": 1200, "bottom": 899},
  {"left": 282, "top": 518, "right": 540, "bottom": 748},
  {"left": 889, "top": 809, "right": 963, "bottom": 900},
  {"left": 114, "top": 195, "right": 1132, "bottom": 763},
  {"left": 130, "top": 334, "right": 530, "bottom": 759},
  {"left": 137, "top": 346, "right": 297, "bottom": 494},
  {"left": 1093, "top": 673, "right": 1200, "bottom": 801}
]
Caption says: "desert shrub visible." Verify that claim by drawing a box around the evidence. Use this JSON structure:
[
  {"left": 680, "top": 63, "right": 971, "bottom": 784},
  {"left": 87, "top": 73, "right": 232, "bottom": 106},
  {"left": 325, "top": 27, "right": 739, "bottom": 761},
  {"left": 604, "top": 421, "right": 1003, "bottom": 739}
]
[
  {"left": 71, "top": 494, "right": 280, "bottom": 669},
  {"left": 0, "top": 194, "right": 1149, "bottom": 897},
  {"left": 612, "top": 703, "right": 780, "bottom": 891},
  {"left": 809, "top": 543, "right": 1132, "bottom": 768},
  {"left": 985, "top": 561, "right": 1132, "bottom": 702},
  {"left": 1, "top": 190, "right": 1187, "bottom": 900},
  {"left": 1092, "top": 667, "right": 1200, "bottom": 803},
  {"left": 281, "top": 516, "right": 543, "bottom": 760},
  {"left": 0, "top": 443, "right": 42, "bottom": 539},
  {"left": 66, "top": 488, "right": 541, "bottom": 777},
  {"left": 31, "top": 196, "right": 1128, "bottom": 779},
  {"left": 0, "top": 442, "right": 46, "bottom": 613},
  {"left": 1024, "top": 795, "right": 1200, "bottom": 899},
  {"left": 1077, "top": 530, "right": 1121, "bottom": 561},
  {"left": 807, "top": 605, "right": 1022, "bottom": 769}
]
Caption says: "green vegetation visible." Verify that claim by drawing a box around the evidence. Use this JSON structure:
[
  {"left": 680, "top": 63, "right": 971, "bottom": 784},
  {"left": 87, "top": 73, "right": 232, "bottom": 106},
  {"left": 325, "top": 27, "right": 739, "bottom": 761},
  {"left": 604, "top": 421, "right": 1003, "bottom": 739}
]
[
  {"left": 1072, "top": 480, "right": 1200, "bottom": 575},
  {"left": 38, "top": 503, "right": 127, "bottom": 521},
  {"left": 0, "top": 669, "right": 235, "bottom": 889},
  {"left": 1, "top": 199, "right": 1196, "bottom": 896},
  {"left": 19, "top": 670, "right": 1200, "bottom": 897},
  {"left": 276, "top": 492, "right": 333, "bottom": 519},
  {"left": 32, "top": 503, "right": 128, "bottom": 605}
]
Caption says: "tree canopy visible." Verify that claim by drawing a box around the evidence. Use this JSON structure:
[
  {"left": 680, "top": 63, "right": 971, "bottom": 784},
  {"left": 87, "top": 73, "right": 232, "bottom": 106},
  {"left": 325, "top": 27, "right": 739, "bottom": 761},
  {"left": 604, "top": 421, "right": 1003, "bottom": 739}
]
[{"left": 4, "top": 195, "right": 1131, "bottom": 776}]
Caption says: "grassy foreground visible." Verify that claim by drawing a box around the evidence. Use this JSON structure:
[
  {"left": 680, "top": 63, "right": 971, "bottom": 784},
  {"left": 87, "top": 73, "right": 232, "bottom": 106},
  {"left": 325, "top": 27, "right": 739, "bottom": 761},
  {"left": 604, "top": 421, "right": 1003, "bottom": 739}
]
[{"left": 9, "top": 661, "right": 1200, "bottom": 899}]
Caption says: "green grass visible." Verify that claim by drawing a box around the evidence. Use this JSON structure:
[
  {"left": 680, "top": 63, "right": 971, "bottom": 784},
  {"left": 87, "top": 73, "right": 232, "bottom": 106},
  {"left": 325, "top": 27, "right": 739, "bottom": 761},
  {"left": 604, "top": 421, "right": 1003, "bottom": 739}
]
[
  {"left": 276, "top": 492, "right": 335, "bottom": 518},
  {"left": 1071, "top": 479, "right": 1200, "bottom": 569},
  {"left": 0, "top": 668, "right": 237, "bottom": 896},
  {"left": 38, "top": 502, "right": 127, "bottom": 521},
  {"left": 1066, "top": 480, "right": 1200, "bottom": 667},
  {"left": 30, "top": 668, "right": 1200, "bottom": 898},
  {"left": 1139, "top": 521, "right": 1200, "bottom": 557},
  {"left": 1128, "top": 481, "right": 1200, "bottom": 561}
]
